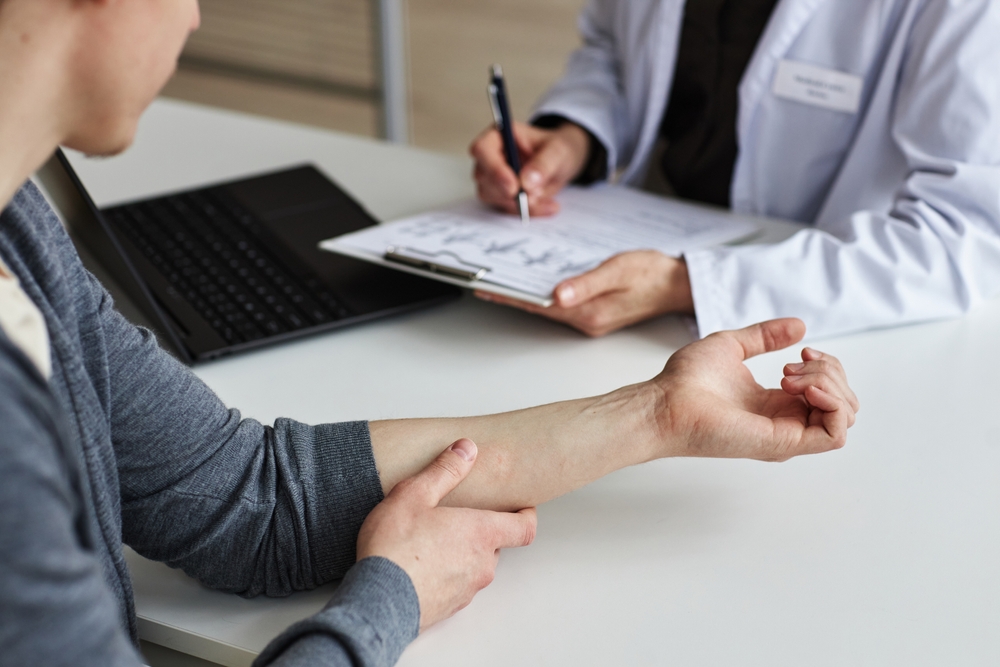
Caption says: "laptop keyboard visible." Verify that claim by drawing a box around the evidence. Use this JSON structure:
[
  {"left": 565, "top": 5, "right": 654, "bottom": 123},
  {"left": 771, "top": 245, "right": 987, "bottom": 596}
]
[{"left": 105, "top": 191, "right": 350, "bottom": 345}]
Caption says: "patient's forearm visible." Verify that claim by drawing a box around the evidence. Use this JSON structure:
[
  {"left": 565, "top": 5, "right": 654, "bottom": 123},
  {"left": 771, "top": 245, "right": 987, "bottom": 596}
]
[
  {"left": 369, "top": 320, "right": 861, "bottom": 511},
  {"left": 368, "top": 382, "right": 664, "bottom": 512}
]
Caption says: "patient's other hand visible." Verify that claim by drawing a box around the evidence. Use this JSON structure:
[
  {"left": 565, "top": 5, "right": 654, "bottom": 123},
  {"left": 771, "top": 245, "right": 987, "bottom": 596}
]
[{"left": 357, "top": 439, "right": 537, "bottom": 631}]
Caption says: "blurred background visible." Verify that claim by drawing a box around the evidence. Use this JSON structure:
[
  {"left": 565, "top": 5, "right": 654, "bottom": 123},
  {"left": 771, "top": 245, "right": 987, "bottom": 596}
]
[{"left": 162, "top": 0, "right": 588, "bottom": 156}]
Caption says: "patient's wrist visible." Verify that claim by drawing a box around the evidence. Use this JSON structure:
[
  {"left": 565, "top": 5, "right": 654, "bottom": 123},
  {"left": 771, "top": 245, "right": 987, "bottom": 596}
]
[{"left": 600, "top": 381, "right": 678, "bottom": 464}]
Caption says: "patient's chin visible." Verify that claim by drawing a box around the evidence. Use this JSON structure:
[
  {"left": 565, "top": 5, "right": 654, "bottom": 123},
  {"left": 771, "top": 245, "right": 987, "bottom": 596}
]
[
  {"left": 63, "top": 125, "right": 136, "bottom": 159},
  {"left": 86, "top": 140, "right": 132, "bottom": 159}
]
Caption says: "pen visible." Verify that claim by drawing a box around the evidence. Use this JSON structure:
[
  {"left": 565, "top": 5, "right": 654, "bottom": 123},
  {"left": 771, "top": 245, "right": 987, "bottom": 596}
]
[{"left": 487, "top": 64, "right": 530, "bottom": 226}]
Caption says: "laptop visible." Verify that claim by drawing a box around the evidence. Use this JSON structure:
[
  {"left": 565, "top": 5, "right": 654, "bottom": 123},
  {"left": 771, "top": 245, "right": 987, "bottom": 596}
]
[{"left": 36, "top": 150, "right": 461, "bottom": 364}]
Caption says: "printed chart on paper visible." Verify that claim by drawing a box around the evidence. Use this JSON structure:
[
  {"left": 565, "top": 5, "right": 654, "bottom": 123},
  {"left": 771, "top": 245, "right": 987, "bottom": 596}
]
[{"left": 323, "top": 185, "right": 760, "bottom": 299}]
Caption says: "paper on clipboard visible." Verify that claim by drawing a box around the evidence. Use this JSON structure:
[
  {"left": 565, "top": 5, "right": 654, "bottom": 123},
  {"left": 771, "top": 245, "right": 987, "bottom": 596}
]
[{"left": 320, "top": 185, "right": 762, "bottom": 306}]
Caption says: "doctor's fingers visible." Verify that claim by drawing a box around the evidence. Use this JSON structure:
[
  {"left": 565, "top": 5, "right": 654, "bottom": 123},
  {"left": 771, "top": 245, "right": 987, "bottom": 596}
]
[
  {"left": 511, "top": 121, "right": 559, "bottom": 156},
  {"left": 520, "top": 134, "right": 584, "bottom": 200},
  {"left": 474, "top": 290, "right": 629, "bottom": 337},
  {"left": 550, "top": 295, "right": 636, "bottom": 338},
  {"left": 783, "top": 356, "right": 859, "bottom": 413},
  {"left": 474, "top": 166, "right": 520, "bottom": 212},
  {"left": 473, "top": 167, "right": 561, "bottom": 217},
  {"left": 470, "top": 123, "right": 553, "bottom": 190},
  {"left": 471, "top": 129, "right": 520, "bottom": 199},
  {"left": 781, "top": 372, "right": 856, "bottom": 427},
  {"left": 553, "top": 254, "right": 639, "bottom": 308}
]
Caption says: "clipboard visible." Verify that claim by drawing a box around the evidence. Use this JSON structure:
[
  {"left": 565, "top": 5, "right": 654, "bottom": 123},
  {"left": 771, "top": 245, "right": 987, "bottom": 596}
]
[
  {"left": 325, "top": 242, "right": 555, "bottom": 306},
  {"left": 320, "top": 186, "right": 765, "bottom": 307}
]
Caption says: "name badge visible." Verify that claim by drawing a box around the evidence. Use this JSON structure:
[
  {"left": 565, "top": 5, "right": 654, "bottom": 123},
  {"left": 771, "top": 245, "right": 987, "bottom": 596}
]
[{"left": 772, "top": 60, "right": 863, "bottom": 114}]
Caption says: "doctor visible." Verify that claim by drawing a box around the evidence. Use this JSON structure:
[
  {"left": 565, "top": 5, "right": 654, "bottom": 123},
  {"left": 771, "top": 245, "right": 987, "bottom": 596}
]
[{"left": 471, "top": 0, "right": 1000, "bottom": 339}]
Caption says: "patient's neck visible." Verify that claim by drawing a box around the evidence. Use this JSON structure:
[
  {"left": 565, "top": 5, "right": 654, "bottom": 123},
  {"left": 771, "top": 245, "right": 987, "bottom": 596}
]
[{"left": 0, "top": 2, "right": 70, "bottom": 210}]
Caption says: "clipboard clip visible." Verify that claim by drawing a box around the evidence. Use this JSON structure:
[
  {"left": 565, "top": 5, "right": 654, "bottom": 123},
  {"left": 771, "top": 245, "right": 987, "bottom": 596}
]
[{"left": 385, "top": 246, "right": 490, "bottom": 282}]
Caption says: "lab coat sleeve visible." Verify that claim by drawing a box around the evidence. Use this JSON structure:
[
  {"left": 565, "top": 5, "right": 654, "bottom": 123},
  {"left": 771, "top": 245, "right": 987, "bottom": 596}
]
[
  {"left": 531, "top": 0, "right": 631, "bottom": 179},
  {"left": 686, "top": 0, "right": 1000, "bottom": 339}
]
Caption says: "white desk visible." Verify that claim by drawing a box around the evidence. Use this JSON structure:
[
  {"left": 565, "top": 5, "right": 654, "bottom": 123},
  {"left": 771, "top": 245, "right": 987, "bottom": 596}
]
[{"left": 69, "top": 99, "right": 1000, "bottom": 667}]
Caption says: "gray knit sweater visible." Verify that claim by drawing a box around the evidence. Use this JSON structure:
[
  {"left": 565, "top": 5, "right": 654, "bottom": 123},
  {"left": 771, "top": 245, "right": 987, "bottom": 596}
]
[{"left": 0, "top": 182, "right": 420, "bottom": 666}]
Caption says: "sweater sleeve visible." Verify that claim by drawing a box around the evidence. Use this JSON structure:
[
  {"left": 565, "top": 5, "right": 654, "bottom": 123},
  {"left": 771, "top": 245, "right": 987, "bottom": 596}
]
[
  {"left": 1, "top": 333, "right": 418, "bottom": 667},
  {"left": 87, "top": 269, "right": 386, "bottom": 596},
  {"left": 0, "top": 339, "right": 144, "bottom": 667},
  {"left": 255, "top": 557, "right": 420, "bottom": 667}
]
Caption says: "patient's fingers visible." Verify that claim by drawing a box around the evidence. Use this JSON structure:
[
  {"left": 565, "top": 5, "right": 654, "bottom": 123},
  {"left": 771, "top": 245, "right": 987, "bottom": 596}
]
[
  {"left": 766, "top": 384, "right": 850, "bottom": 460},
  {"left": 802, "top": 386, "right": 850, "bottom": 451},
  {"left": 488, "top": 507, "right": 538, "bottom": 550},
  {"left": 783, "top": 354, "right": 859, "bottom": 413},
  {"left": 802, "top": 349, "right": 859, "bottom": 410},
  {"left": 782, "top": 371, "right": 856, "bottom": 427},
  {"left": 725, "top": 319, "right": 806, "bottom": 361}
]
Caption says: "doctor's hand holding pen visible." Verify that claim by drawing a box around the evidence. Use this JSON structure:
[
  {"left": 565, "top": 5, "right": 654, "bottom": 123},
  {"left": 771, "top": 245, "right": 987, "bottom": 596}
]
[
  {"left": 470, "top": 120, "right": 694, "bottom": 337},
  {"left": 470, "top": 120, "right": 591, "bottom": 217}
]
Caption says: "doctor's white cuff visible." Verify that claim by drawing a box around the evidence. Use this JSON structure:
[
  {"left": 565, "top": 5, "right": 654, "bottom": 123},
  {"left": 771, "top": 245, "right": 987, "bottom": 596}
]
[
  {"left": 685, "top": 245, "right": 816, "bottom": 339},
  {"left": 684, "top": 248, "right": 731, "bottom": 339},
  {"left": 685, "top": 245, "right": 811, "bottom": 339}
]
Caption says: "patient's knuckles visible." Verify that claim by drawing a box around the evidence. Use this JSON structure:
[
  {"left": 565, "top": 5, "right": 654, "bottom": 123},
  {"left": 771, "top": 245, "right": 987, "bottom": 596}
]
[
  {"left": 807, "top": 374, "right": 836, "bottom": 396},
  {"left": 816, "top": 352, "right": 845, "bottom": 373},
  {"left": 480, "top": 522, "right": 508, "bottom": 550},
  {"left": 704, "top": 330, "right": 741, "bottom": 355},
  {"left": 428, "top": 458, "right": 465, "bottom": 487},
  {"left": 833, "top": 432, "right": 848, "bottom": 450},
  {"left": 391, "top": 477, "right": 419, "bottom": 499},
  {"left": 811, "top": 359, "right": 835, "bottom": 376},
  {"left": 522, "top": 518, "right": 537, "bottom": 546},
  {"left": 467, "top": 555, "right": 496, "bottom": 597}
]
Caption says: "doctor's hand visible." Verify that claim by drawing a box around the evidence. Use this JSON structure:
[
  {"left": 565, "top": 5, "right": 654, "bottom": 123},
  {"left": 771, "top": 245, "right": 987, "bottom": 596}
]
[
  {"left": 652, "top": 318, "right": 859, "bottom": 462},
  {"left": 356, "top": 439, "right": 537, "bottom": 632},
  {"left": 476, "top": 250, "right": 694, "bottom": 337},
  {"left": 470, "top": 121, "right": 590, "bottom": 217}
]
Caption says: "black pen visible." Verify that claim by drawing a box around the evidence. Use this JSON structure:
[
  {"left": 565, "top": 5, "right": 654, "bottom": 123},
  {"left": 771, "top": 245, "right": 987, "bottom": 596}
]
[{"left": 487, "top": 64, "right": 530, "bottom": 226}]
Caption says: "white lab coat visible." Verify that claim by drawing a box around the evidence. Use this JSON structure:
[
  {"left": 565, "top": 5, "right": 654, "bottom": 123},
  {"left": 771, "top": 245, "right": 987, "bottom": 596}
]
[{"left": 533, "top": 0, "right": 1000, "bottom": 339}]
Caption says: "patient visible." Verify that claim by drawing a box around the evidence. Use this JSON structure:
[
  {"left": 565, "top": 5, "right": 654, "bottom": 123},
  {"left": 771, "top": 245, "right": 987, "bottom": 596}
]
[{"left": 0, "top": 1, "right": 859, "bottom": 666}]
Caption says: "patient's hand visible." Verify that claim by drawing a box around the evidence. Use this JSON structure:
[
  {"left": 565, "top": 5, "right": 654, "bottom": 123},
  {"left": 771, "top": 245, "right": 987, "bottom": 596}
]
[
  {"left": 356, "top": 439, "right": 537, "bottom": 631},
  {"left": 651, "top": 318, "right": 859, "bottom": 462}
]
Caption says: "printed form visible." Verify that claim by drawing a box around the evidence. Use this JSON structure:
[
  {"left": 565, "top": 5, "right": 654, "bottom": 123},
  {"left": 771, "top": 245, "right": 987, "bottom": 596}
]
[{"left": 321, "top": 185, "right": 761, "bottom": 304}]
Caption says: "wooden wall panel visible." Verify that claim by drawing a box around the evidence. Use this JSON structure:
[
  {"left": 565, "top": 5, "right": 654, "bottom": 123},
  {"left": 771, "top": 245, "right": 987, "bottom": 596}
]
[{"left": 183, "top": 0, "right": 377, "bottom": 93}]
